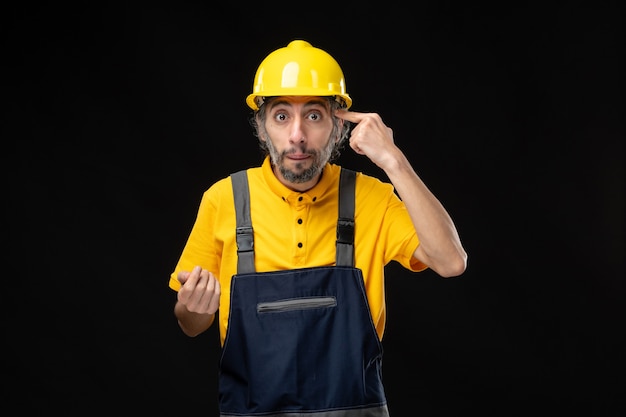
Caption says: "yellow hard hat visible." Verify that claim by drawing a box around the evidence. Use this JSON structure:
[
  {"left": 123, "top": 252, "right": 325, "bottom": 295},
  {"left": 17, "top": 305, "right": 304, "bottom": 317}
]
[{"left": 246, "top": 40, "right": 352, "bottom": 111}]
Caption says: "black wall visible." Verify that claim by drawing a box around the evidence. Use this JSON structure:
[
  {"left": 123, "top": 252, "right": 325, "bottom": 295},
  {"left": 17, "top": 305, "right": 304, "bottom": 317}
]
[{"left": 4, "top": 2, "right": 624, "bottom": 416}]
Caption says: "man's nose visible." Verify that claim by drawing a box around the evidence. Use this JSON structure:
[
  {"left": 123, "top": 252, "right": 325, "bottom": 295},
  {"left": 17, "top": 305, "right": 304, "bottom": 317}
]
[{"left": 289, "top": 117, "right": 306, "bottom": 143}]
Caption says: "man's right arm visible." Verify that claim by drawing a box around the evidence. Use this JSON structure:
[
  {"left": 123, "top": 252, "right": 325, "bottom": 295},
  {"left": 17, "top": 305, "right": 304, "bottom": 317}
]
[{"left": 174, "top": 302, "right": 215, "bottom": 337}]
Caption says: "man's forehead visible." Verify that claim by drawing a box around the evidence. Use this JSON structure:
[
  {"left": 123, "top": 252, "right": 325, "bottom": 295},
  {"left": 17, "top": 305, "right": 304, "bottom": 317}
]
[{"left": 267, "top": 96, "right": 329, "bottom": 108}]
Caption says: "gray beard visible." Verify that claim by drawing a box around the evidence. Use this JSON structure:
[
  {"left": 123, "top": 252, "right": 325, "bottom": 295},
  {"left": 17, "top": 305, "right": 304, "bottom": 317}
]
[{"left": 265, "top": 136, "right": 336, "bottom": 184}]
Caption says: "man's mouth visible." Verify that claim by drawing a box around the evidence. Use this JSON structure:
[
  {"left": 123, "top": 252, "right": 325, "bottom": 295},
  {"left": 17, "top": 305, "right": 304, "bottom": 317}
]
[{"left": 287, "top": 153, "right": 310, "bottom": 161}]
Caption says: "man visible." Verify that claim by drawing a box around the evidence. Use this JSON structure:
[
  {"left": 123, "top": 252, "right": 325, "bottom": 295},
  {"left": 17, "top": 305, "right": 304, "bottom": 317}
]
[{"left": 169, "top": 40, "right": 467, "bottom": 417}]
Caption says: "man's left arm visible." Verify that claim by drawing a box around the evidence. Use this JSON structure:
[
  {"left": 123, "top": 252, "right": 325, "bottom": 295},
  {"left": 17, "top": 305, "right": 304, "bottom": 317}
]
[{"left": 336, "top": 109, "right": 468, "bottom": 277}]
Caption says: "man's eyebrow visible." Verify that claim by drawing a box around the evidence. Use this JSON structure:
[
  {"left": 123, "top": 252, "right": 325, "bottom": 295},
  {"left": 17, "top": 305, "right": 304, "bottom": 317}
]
[{"left": 303, "top": 98, "right": 329, "bottom": 108}]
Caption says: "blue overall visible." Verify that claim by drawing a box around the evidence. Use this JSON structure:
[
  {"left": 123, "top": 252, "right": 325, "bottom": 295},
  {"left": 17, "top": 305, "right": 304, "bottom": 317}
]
[{"left": 218, "top": 169, "right": 389, "bottom": 417}]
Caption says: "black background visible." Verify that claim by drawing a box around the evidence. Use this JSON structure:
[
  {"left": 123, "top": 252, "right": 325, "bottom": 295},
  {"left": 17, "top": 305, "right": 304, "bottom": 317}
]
[{"left": 3, "top": 2, "right": 624, "bottom": 416}]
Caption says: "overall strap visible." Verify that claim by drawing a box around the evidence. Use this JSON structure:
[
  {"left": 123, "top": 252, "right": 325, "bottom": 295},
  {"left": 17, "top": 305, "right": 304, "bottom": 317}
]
[
  {"left": 231, "top": 170, "right": 255, "bottom": 274},
  {"left": 231, "top": 168, "right": 357, "bottom": 273},
  {"left": 336, "top": 168, "right": 356, "bottom": 267}
]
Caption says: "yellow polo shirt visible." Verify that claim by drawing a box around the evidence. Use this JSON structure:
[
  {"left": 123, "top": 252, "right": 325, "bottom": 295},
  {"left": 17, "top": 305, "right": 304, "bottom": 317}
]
[{"left": 169, "top": 156, "right": 427, "bottom": 345}]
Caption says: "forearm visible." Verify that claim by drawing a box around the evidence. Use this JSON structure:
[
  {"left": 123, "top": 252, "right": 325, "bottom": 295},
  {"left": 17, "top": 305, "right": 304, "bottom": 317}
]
[
  {"left": 174, "top": 301, "right": 215, "bottom": 337},
  {"left": 384, "top": 153, "right": 467, "bottom": 277}
]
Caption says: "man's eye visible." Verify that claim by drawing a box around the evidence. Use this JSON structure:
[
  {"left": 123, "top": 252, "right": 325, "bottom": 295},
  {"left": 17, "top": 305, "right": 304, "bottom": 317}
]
[
  {"left": 308, "top": 113, "right": 320, "bottom": 121},
  {"left": 275, "top": 113, "right": 287, "bottom": 121}
]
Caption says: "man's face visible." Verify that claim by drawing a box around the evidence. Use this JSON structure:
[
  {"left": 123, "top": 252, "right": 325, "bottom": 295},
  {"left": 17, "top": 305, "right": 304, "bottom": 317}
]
[{"left": 262, "top": 96, "right": 337, "bottom": 190}]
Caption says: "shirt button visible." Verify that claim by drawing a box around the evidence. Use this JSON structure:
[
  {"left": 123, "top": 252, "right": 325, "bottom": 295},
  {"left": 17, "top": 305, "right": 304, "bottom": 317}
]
[
  {"left": 297, "top": 218, "right": 303, "bottom": 224},
  {"left": 297, "top": 242, "right": 303, "bottom": 248}
]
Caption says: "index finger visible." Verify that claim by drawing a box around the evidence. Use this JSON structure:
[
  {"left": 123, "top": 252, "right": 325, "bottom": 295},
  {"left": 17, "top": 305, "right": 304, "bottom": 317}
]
[{"left": 335, "top": 109, "right": 365, "bottom": 123}]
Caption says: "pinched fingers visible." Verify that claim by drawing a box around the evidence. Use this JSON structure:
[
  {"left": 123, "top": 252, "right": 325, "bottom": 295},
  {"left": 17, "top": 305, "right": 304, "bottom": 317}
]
[{"left": 177, "top": 267, "right": 221, "bottom": 314}]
